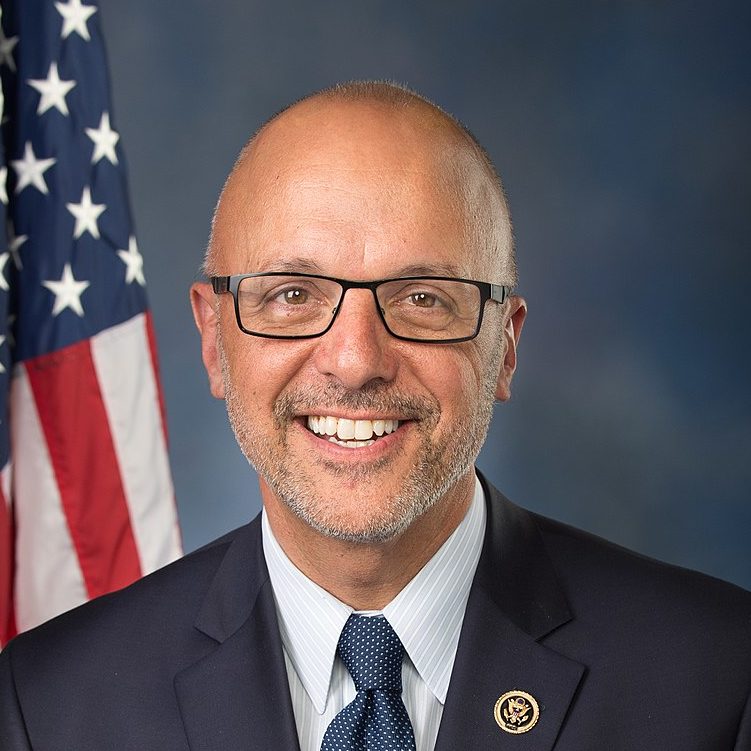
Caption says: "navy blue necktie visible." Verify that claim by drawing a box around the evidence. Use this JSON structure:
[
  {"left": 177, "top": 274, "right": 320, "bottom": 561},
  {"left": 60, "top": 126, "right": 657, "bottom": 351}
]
[{"left": 320, "top": 614, "right": 417, "bottom": 751}]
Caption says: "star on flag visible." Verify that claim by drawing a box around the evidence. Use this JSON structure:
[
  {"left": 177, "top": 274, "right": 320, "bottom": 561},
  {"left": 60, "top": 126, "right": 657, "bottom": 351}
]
[
  {"left": 85, "top": 112, "right": 119, "bottom": 164},
  {"left": 66, "top": 186, "right": 106, "bottom": 239},
  {"left": 55, "top": 0, "right": 98, "bottom": 41},
  {"left": 0, "top": 253, "right": 9, "bottom": 292},
  {"left": 27, "top": 62, "right": 76, "bottom": 116},
  {"left": 7, "top": 223, "right": 29, "bottom": 270},
  {"left": 42, "top": 263, "right": 90, "bottom": 317},
  {"left": 11, "top": 141, "right": 57, "bottom": 195},
  {"left": 0, "top": 26, "right": 18, "bottom": 72},
  {"left": 117, "top": 236, "right": 145, "bottom": 285},
  {"left": 0, "top": 166, "right": 7, "bottom": 205}
]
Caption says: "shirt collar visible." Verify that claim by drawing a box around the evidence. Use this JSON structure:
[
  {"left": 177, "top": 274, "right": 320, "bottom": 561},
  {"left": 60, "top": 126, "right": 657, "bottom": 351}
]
[
  {"left": 262, "top": 475, "right": 486, "bottom": 713},
  {"left": 383, "top": 477, "right": 485, "bottom": 702}
]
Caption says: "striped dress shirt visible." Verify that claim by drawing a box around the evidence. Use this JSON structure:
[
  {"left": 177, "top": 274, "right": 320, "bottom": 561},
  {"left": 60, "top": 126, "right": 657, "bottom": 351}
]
[{"left": 262, "top": 475, "right": 487, "bottom": 751}]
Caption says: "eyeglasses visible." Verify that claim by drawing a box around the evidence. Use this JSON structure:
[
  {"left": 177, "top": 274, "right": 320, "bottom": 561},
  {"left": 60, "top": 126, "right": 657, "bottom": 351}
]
[{"left": 211, "top": 272, "right": 512, "bottom": 343}]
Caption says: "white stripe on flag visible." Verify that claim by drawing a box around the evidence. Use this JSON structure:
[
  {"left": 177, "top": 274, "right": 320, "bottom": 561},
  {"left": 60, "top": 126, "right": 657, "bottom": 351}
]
[
  {"left": 1, "top": 464, "right": 9, "bottom": 508},
  {"left": 91, "top": 314, "right": 181, "bottom": 574},
  {"left": 10, "top": 366, "right": 87, "bottom": 632}
]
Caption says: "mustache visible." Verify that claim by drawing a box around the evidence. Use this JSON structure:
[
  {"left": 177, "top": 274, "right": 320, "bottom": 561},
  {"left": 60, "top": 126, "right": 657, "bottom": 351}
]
[{"left": 274, "top": 381, "right": 439, "bottom": 426}]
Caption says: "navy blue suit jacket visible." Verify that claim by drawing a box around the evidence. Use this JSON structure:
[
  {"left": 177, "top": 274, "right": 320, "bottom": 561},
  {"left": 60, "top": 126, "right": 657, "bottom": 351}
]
[{"left": 1, "top": 477, "right": 750, "bottom": 750}]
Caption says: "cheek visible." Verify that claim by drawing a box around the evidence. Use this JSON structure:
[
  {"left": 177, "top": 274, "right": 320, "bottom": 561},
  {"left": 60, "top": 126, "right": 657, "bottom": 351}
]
[
  {"left": 223, "top": 337, "right": 314, "bottom": 414},
  {"left": 413, "top": 349, "right": 487, "bottom": 421}
]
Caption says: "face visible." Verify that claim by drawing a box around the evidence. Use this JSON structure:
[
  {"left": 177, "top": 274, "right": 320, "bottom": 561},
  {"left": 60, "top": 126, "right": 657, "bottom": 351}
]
[{"left": 192, "top": 100, "right": 525, "bottom": 544}]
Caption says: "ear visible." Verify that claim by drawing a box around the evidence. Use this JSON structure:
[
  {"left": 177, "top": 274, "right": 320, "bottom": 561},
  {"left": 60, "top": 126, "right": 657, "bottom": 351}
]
[
  {"left": 495, "top": 295, "right": 527, "bottom": 402},
  {"left": 190, "top": 282, "right": 226, "bottom": 399}
]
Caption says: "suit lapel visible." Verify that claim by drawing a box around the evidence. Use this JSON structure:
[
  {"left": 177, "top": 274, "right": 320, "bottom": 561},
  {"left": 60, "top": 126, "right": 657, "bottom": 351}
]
[
  {"left": 174, "top": 521, "right": 301, "bottom": 751},
  {"left": 435, "top": 477, "right": 585, "bottom": 750}
]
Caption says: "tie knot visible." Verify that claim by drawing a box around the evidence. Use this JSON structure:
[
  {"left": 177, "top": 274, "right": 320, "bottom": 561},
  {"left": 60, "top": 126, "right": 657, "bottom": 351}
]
[{"left": 337, "top": 615, "right": 405, "bottom": 693}]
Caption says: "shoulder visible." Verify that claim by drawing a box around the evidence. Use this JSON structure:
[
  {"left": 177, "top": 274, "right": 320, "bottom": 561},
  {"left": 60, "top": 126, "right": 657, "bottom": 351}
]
[
  {"left": 475, "top": 483, "right": 751, "bottom": 747},
  {"left": 532, "top": 508, "right": 751, "bottom": 623},
  {"left": 0, "top": 519, "right": 271, "bottom": 747},
  {"left": 2, "top": 519, "right": 261, "bottom": 678},
  {"left": 481, "top": 478, "right": 751, "bottom": 643}
]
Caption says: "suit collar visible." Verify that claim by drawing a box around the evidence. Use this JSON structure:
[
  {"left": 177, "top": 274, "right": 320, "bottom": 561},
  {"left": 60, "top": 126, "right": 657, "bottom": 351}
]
[
  {"left": 191, "top": 520, "right": 268, "bottom": 643},
  {"left": 174, "top": 518, "right": 301, "bottom": 751},
  {"left": 474, "top": 472, "right": 573, "bottom": 639},
  {"left": 435, "top": 474, "right": 585, "bottom": 750}
]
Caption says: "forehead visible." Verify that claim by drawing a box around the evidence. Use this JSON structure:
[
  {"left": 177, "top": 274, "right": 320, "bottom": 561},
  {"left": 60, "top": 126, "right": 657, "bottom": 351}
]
[{"left": 212, "top": 101, "right": 500, "bottom": 279}]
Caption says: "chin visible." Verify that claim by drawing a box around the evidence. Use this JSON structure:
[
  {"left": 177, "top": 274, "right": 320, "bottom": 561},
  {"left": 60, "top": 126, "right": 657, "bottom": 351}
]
[
  {"left": 295, "top": 509, "right": 416, "bottom": 545},
  {"left": 276, "top": 483, "right": 429, "bottom": 544}
]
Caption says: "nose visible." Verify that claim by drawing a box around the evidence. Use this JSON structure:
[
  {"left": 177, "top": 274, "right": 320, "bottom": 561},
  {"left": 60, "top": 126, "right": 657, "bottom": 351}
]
[{"left": 311, "top": 288, "right": 398, "bottom": 390}]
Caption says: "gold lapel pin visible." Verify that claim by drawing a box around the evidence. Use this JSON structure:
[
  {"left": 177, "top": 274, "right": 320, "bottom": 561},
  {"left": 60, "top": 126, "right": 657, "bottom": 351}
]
[{"left": 494, "top": 690, "right": 540, "bottom": 734}]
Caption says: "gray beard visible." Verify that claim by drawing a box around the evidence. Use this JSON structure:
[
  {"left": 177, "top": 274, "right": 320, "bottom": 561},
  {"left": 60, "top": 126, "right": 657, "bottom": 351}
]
[{"left": 220, "top": 338, "right": 501, "bottom": 543}]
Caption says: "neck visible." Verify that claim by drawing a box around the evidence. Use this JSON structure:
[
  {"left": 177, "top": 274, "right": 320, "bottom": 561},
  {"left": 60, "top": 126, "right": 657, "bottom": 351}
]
[{"left": 261, "top": 473, "right": 475, "bottom": 611}]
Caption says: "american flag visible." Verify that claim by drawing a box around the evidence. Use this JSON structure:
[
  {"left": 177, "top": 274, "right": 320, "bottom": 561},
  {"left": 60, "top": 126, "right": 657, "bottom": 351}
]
[{"left": 0, "top": 0, "right": 182, "bottom": 646}]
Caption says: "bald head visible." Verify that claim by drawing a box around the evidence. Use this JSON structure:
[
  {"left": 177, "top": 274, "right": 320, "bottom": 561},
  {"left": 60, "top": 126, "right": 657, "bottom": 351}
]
[{"left": 206, "top": 81, "right": 515, "bottom": 286}]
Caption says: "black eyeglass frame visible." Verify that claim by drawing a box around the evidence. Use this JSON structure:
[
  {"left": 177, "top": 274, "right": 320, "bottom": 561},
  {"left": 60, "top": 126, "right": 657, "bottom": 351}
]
[{"left": 211, "top": 272, "right": 512, "bottom": 344}]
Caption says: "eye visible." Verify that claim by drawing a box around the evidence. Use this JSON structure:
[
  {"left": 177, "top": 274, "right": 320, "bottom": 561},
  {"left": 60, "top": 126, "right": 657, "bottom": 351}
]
[
  {"left": 275, "top": 287, "right": 309, "bottom": 304},
  {"left": 405, "top": 290, "right": 449, "bottom": 309},
  {"left": 408, "top": 291, "right": 440, "bottom": 307}
]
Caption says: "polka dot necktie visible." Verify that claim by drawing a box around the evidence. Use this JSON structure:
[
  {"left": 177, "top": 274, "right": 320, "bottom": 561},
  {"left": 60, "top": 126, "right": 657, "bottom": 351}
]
[{"left": 320, "top": 614, "right": 417, "bottom": 751}]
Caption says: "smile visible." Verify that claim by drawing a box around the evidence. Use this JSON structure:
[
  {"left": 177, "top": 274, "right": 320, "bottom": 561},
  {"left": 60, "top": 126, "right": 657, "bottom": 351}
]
[{"left": 306, "top": 415, "right": 401, "bottom": 448}]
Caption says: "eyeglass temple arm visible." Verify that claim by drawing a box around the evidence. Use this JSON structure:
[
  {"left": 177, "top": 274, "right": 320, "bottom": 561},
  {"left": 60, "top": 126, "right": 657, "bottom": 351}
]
[
  {"left": 491, "top": 284, "right": 511, "bottom": 303},
  {"left": 211, "top": 277, "right": 230, "bottom": 293}
]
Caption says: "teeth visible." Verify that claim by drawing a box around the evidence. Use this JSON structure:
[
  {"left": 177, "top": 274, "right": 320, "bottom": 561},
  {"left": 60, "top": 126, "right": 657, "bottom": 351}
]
[
  {"left": 337, "top": 418, "right": 355, "bottom": 440},
  {"left": 328, "top": 437, "right": 376, "bottom": 448},
  {"left": 354, "top": 420, "right": 372, "bottom": 440},
  {"left": 306, "top": 415, "right": 400, "bottom": 442},
  {"left": 324, "top": 416, "right": 337, "bottom": 436}
]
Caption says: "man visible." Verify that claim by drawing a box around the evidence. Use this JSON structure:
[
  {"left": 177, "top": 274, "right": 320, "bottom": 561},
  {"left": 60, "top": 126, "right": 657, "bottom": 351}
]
[{"left": 1, "top": 81, "right": 749, "bottom": 750}]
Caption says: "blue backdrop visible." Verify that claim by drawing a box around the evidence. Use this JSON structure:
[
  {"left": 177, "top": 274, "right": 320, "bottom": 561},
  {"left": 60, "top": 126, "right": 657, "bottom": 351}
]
[{"left": 99, "top": 0, "right": 750, "bottom": 589}]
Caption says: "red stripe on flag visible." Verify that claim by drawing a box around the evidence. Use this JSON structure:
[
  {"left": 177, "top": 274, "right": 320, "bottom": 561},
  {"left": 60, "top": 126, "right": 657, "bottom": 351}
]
[
  {"left": 145, "top": 312, "right": 169, "bottom": 446},
  {"left": 0, "top": 481, "right": 15, "bottom": 645},
  {"left": 25, "top": 340, "right": 142, "bottom": 600}
]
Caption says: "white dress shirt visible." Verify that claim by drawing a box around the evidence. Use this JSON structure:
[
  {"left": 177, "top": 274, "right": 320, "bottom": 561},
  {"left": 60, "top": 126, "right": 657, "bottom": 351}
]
[{"left": 262, "top": 475, "right": 487, "bottom": 751}]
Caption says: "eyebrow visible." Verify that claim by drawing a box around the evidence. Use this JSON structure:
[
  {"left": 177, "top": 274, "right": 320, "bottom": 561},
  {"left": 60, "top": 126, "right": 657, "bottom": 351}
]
[
  {"left": 262, "top": 257, "right": 326, "bottom": 274},
  {"left": 260, "top": 258, "right": 464, "bottom": 278},
  {"left": 396, "top": 263, "right": 464, "bottom": 277}
]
